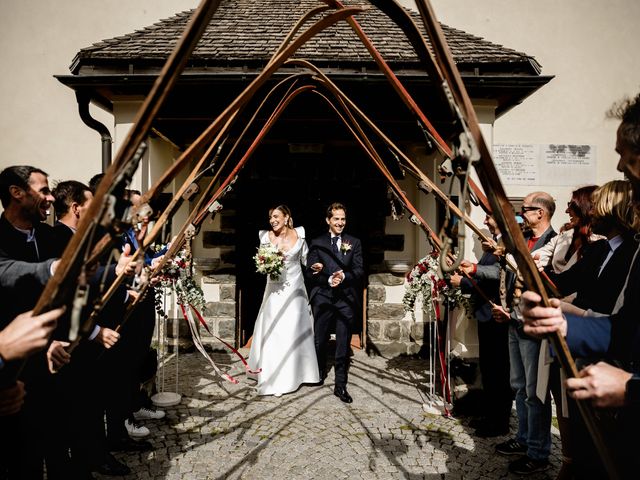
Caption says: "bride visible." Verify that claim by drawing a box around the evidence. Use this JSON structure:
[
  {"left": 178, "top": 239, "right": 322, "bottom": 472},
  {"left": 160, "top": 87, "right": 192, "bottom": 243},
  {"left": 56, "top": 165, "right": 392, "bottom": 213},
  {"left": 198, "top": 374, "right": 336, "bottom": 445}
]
[{"left": 248, "top": 205, "right": 320, "bottom": 396}]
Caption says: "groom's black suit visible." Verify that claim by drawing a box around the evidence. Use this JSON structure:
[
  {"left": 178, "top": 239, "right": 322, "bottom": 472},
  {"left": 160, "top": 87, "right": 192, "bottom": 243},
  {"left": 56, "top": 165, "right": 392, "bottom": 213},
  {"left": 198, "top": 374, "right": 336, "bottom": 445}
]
[{"left": 306, "top": 232, "right": 364, "bottom": 388}]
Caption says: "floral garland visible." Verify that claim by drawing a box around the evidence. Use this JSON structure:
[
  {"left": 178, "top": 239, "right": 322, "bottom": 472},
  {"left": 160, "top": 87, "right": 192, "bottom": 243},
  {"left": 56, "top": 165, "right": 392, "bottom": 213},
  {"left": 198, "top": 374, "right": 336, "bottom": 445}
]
[
  {"left": 254, "top": 243, "right": 285, "bottom": 280},
  {"left": 403, "top": 252, "right": 473, "bottom": 321},
  {"left": 153, "top": 243, "right": 206, "bottom": 320}
]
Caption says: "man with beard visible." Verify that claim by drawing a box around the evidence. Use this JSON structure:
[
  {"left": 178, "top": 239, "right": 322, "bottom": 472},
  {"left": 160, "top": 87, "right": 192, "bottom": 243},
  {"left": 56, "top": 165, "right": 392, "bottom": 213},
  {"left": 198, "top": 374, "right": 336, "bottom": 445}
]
[
  {"left": 0, "top": 165, "right": 71, "bottom": 479},
  {"left": 522, "top": 93, "right": 640, "bottom": 478}
]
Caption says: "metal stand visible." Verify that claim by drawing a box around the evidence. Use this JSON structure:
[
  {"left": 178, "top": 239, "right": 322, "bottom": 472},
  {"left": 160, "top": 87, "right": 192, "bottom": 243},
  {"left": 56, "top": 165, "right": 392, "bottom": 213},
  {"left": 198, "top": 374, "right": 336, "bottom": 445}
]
[{"left": 152, "top": 286, "right": 182, "bottom": 407}]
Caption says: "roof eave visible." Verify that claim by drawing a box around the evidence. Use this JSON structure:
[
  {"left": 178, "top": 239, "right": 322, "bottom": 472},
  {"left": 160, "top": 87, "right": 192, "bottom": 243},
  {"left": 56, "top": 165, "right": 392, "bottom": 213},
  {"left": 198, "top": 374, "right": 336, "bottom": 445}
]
[{"left": 56, "top": 69, "right": 552, "bottom": 119}]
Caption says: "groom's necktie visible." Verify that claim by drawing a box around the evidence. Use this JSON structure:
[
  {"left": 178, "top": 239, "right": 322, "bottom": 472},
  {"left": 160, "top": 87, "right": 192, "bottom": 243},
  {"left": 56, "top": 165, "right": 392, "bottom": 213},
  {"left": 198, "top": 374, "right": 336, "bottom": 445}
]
[{"left": 331, "top": 236, "right": 340, "bottom": 254}]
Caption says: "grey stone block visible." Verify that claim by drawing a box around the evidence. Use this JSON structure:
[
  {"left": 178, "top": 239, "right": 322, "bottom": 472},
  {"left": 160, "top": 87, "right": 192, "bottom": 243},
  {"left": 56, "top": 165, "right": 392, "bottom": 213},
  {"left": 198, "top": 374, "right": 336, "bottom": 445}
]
[
  {"left": 219, "top": 284, "right": 236, "bottom": 301},
  {"left": 217, "top": 319, "right": 235, "bottom": 339},
  {"left": 367, "top": 320, "right": 382, "bottom": 340},
  {"left": 202, "top": 274, "right": 236, "bottom": 284},
  {"left": 368, "top": 273, "right": 405, "bottom": 286},
  {"left": 204, "top": 302, "right": 236, "bottom": 317},
  {"left": 367, "top": 303, "right": 405, "bottom": 320},
  {"left": 410, "top": 321, "right": 426, "bottom": 341},
  {"left": 369, "top": 341, "right": 409, "bottom": 357},
  {"left": 367, "top": 285, "right": 385, "bottom": 302},
  {"left": 386, "top": 322, "right": 408, "bottom": 341}
]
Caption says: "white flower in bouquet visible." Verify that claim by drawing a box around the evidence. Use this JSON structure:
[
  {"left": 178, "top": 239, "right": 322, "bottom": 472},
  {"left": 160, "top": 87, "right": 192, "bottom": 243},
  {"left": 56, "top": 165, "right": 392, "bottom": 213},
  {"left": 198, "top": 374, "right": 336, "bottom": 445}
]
[{"left": 254, "top": 243, "right": 285, "bottom": 280}]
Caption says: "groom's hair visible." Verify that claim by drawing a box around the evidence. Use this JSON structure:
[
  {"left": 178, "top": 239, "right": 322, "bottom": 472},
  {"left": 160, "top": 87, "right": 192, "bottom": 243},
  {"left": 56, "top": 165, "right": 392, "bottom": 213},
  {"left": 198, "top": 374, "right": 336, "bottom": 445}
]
[{"left": 326, "top": 202, "right": 346, "bottom": 219}]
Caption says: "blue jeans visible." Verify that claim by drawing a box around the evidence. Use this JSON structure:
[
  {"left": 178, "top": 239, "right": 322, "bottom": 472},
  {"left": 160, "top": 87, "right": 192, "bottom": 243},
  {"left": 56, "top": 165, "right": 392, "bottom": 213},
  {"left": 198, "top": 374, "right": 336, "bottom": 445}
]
[{"left": 508, "top": 323, "right": 552, "bottom": 461}]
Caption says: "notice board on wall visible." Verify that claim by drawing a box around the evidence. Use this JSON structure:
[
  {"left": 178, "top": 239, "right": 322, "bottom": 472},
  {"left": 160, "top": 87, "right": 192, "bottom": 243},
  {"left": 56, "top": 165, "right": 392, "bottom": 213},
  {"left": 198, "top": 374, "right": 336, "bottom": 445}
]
[{"left": 493, "top": 144, "right": 596, "bottom": 186}]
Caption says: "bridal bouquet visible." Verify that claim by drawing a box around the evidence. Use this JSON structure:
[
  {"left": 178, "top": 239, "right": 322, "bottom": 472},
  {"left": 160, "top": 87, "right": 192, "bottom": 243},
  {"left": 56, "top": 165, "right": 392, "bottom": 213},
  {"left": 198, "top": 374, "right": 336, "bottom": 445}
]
[
  {"left": 254, "top": 243, "right": 285, "bottom": 280},
  {"left": 403, "top": 252, "right": 472, "bottom": 321}
]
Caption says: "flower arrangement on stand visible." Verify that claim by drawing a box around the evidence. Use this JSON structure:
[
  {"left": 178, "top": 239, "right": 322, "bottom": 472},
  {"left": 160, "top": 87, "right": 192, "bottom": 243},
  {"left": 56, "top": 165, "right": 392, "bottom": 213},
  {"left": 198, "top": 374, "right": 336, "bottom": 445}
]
[
  {"left": 153, "top": 244, "right": 206, "bottom": 320},
  {"left": 402, "top": 252, "right": 473, "bottom": 417},
  {"left": 403, "top": 251, "right": 473, "bottom": 418},
  {"left": 402, "top": 252, "right": 473, "bottom": 321},
  {"left": 254, "top": 243, "right": 285, "bottom": 280}
]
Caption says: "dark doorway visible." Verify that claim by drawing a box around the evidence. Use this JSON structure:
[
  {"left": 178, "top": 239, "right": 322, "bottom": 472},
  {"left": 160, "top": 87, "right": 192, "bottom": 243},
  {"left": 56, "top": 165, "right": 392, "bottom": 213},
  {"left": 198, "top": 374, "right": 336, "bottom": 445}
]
[{"left": 234, "top": 141, "right": 388, "bottom": 346}]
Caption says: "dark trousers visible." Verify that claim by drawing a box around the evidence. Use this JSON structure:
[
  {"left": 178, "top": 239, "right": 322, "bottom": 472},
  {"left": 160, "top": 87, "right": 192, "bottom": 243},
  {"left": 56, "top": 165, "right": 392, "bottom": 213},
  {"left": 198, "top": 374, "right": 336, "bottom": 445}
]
[
  {"left": 64, "top": 343, "right": 108, "bottom": 470},
  {"left": 313, "top": 295, "right": 352, "bottom": 387},
  {"left": 105, "top": 292, "right": 156, "bottom": 439},
  {"left": 477, "top": 319, "right": 512, "bottom": 428},
  {"left": 0, "top": 361, "right": 72, "bottom": 480}
]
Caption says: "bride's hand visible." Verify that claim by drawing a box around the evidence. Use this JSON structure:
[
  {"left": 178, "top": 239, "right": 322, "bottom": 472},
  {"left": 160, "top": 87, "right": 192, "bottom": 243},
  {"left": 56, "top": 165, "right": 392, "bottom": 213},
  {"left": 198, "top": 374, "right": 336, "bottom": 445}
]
[{"left": 310, "top": 262, "right": 323, "bottom": 274}]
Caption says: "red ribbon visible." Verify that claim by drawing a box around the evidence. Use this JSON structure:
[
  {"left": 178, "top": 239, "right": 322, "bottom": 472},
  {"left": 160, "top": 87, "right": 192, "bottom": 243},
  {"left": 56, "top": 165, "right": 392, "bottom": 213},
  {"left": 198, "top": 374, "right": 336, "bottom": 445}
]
[
  {"left": 190, "top": 305, "right": 261, "bottom": 375},
  {"left": 178, "top": 303, "right": 238, "bottom": 384}
]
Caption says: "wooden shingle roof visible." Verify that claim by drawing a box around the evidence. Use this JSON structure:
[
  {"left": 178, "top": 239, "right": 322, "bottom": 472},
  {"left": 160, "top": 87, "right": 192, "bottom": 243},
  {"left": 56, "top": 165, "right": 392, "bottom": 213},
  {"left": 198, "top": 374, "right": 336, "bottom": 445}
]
[{"left": 70, "top": 0, "right": 541, "bottom": 76}]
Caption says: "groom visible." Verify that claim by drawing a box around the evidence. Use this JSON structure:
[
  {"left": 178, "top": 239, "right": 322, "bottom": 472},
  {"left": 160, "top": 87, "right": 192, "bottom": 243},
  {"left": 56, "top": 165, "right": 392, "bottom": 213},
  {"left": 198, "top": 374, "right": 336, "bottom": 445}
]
[{"left": 307, "top": 202, "right": 364, "bottom": 403}]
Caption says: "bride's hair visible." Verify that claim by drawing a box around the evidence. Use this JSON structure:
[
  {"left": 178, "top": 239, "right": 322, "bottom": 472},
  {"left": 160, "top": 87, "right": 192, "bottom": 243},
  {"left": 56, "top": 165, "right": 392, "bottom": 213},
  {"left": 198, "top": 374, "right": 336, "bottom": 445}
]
[{"left": 269, "top": 204, "right": 294, "bottom": 228}]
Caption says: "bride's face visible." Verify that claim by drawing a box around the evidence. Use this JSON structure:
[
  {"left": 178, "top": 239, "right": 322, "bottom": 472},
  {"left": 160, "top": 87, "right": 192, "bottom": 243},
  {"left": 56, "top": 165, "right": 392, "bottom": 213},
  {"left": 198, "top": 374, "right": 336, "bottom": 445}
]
[{"left": 269, "top": 209, "right": 289, "bottom": 233}]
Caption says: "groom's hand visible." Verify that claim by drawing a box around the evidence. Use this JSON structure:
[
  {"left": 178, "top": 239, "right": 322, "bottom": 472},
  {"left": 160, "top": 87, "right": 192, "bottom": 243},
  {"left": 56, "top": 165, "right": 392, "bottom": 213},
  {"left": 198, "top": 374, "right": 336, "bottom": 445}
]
[{"left": 330, "top": 270, "right": 344, "bottom": 287}]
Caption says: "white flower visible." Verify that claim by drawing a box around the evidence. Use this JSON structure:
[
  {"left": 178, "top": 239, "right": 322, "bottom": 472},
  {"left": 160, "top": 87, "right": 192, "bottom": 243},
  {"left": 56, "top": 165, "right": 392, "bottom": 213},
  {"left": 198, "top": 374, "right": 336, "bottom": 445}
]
[{"left": 340, "top": 241, "right": 352, "bottom": 254}]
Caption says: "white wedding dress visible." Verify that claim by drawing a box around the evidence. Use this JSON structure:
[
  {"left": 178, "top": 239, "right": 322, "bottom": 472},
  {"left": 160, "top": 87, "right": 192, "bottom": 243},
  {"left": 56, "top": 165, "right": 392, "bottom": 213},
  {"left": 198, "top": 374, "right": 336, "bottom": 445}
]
[{"left": 248, "top": 226, "right": 320, "bottom": 395}]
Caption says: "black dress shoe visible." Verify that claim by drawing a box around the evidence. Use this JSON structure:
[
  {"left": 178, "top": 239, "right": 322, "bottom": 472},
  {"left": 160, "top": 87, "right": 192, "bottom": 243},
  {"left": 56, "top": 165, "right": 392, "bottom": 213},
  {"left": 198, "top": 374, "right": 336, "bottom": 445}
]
[
  {"left": 108, "top": 436, "right": 153, "bottom": 452},
  {"left": 93, "top": 453, "right": 131, "bottom": 476},
  {"left": 334, "top": 386, "right": 353, "bottom": 403}
]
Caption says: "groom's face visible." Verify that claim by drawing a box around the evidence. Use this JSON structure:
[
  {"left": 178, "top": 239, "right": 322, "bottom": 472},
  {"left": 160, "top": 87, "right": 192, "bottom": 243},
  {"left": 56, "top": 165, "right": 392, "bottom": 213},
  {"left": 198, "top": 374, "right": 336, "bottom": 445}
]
[{"left": 326, "top": 208, "right": 346, "bottom": 236}]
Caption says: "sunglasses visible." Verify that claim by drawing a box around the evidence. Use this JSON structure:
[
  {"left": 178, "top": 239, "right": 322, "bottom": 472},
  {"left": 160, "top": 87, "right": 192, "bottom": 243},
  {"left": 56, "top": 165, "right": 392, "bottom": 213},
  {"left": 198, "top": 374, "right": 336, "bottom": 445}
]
[{"left": 520, "top": 206, "right": 541, "bottom": 214}]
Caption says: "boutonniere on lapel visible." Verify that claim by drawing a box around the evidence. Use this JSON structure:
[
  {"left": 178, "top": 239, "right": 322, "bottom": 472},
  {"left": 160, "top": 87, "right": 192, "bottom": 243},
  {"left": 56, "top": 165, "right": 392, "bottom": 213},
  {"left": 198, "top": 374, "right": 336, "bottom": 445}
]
[{"left": 340, "top": 241, "right": 352, "bottom": 255}]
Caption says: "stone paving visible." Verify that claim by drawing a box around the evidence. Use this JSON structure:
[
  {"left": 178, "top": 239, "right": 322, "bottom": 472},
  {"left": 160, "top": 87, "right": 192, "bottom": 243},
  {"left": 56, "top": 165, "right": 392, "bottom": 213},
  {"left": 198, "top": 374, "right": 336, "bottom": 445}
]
[{"left": 97, "top": 349, "right": 561, "bottom": 479}]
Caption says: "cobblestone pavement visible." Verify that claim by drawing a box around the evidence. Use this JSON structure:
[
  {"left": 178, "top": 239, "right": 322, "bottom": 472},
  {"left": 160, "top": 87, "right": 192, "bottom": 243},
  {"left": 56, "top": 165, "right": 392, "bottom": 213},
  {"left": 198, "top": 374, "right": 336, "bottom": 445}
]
[{"left": 98, "top": 350, "right": 561, "bottom": 479}]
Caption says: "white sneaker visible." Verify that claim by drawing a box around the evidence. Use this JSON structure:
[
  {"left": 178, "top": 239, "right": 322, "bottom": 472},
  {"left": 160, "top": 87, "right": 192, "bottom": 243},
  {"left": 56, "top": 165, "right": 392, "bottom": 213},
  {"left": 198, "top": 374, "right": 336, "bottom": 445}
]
[
  {"left": 125, "top": 419, "right": 150, "bottom": 438},
  {"left": 133, "top": 407, "right": 166, "bottom": 420}
]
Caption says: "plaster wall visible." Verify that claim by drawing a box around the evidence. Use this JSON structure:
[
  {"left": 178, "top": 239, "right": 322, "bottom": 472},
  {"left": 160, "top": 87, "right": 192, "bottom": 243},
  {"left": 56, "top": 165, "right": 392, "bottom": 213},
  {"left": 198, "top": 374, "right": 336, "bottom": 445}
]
[
  {"left": 0, "top": 0, "right": 196, "bottom": 186},
  {"left": 399, "top": 0, "right": 640, "bottom": 233}
]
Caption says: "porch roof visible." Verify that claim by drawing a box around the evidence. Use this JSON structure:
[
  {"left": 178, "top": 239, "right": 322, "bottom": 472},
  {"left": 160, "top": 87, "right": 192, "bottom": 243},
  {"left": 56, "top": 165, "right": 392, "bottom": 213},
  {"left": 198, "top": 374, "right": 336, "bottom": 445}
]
[
  {"left": 69, "top": 0, "right": 542, "bottom": 77},
  {"left": 56, "top": 1, "right": 552, "bottom": 148}
]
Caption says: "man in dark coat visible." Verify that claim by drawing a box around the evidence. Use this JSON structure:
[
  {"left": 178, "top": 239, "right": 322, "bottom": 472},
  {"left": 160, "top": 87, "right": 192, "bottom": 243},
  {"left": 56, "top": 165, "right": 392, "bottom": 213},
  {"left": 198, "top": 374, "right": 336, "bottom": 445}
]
[
  {"left": 306, "top": 202, "right": 364, "bottom": 403},
  {"left": 450, "top": 214, "right": 513, "bottom": 437},
  {"left": 0, "top": 165, "right": 70, "bottom": 479}
]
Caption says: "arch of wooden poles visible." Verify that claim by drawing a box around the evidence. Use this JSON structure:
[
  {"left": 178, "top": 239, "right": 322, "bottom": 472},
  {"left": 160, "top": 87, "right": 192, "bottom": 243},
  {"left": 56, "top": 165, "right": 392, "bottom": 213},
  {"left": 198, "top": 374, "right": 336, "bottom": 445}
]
[{"left": 18, "top": 0, "right": 618, "bottom": 476}]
